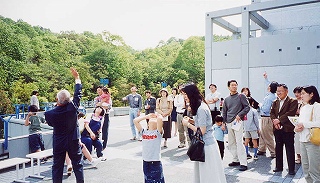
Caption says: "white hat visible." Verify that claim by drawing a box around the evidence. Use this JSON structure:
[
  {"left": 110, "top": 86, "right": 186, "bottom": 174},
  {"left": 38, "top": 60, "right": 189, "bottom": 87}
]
[{"left": 159, "top": 88, "right": 168, "bottom": 94}]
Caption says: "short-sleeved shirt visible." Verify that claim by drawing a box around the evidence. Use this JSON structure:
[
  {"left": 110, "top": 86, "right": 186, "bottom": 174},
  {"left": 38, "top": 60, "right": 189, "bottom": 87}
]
[
  {"left": 29, "top": 115, "right": 45, "bottom": 134},
  {"left": 193, "top": 102, "right": 215, "bottom": 145},
  {"left": 81, "top": 116, "right": 102, "bottom": 136},
  {"left": 141, "top": 129, "right": 161, "bottom": 161},
  {"left": 30, "top": 95, "right": 39, "bottom": 110},
  {"left": 205, "top": 91, "right": 221, "bottom": 111}
]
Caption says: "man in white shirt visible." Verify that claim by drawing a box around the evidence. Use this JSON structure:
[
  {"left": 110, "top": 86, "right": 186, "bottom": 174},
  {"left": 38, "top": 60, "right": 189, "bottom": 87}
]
[
  {"left": 30, "top": 90, "right": 40, "bottom": 110},
  {"left": 175, "top": 84, "right": 188, "bottom": 148},
  {"left": 205, "top": 84, "right": 221, "bottom": 123}
]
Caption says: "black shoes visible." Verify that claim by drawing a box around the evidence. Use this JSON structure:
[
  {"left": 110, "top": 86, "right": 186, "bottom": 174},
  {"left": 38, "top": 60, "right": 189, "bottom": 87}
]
[
  {"left": 289, "top": 171, "right": 296, "bottom": 175},
  {"left": 239, "top": 165, "right": 248, "bottom": 171},
  {"left": 228, "top": 162, "right": 240, "bottom": 166},
  {"left": 273, "top": 168, "right": 283, "bottom": 172},
  {"left": 273, "top": 168, "right": 295, "bottom": 175},
  {"left": 257, "top": 151, "right": 266, "bottom": 155},
  {"left": 269, "top": 155, "right": 276, "bottom": 159},
  {"left": 228, "top": 162, "right": 247, "bottom": 171}
]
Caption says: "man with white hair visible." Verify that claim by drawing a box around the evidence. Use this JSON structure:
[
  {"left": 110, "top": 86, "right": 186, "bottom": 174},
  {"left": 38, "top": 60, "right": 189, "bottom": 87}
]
[{"left": 45, "top": 67, "right": 84, "bottom": 183}]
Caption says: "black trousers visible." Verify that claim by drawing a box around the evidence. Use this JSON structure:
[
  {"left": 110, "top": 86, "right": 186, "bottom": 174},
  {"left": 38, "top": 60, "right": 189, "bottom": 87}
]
[
  {"left": 52, "top": 135, "right": 84, "bottom": 183},
  {"left": 102, "top": 114, "right": 110, "bottom": 149},
  {"left": 210, "top": 110, "right": 221, "bottom": 125},
  {"left": 274, "top": 129, "right": 295, "bottom": 172},
  {"left": 217, "top": 140, "right": 225, "bottom": 159}
]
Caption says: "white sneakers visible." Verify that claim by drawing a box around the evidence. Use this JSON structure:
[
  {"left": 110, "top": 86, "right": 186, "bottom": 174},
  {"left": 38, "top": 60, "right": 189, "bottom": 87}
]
[
  {"left": 91, "top": 158, "right": 102, "bottom": 167},
  {"left": 84, "top": 158, "right": 102, "bottom": 167}
]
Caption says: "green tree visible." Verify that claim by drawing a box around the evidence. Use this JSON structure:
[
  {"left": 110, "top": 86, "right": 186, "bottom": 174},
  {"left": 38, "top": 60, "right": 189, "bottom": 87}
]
[
  {"left": 172, "top": 36, "right": 205, "bottom": 84},
  {"left": 0, "top": 90, "right": 14, "bottom": 114}
]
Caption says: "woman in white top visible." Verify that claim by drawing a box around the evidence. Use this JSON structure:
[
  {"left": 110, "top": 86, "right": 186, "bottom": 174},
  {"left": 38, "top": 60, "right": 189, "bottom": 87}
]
[{"left": 295, "top": 85, "right": 320, "bottom": 183}]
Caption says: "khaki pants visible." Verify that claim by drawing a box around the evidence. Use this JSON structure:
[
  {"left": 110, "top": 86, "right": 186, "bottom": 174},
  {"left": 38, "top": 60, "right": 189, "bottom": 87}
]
[
  {"left": 226, "top": 122, "right": 247, "bottom": 166},
  {"left": 258, "top": 117, "right": 276, "bottom": 156}
]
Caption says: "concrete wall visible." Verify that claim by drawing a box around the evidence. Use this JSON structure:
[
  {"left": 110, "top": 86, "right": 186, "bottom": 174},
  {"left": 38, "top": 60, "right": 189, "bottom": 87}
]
[
  {"left": 7, "top": 118, "right": 53, "bottom": 138},
  {"left": 0, "top": 132, "right": 53, "bottom": 158},
  {"left": 206, "top": 1, "right": 320, "bottom": 103},
  {"left": 209, "top": 30, "right": 320, "bottom": 103},
  {"left": 260, "top": 2, "right": 320, "bottom": 36},
  {"left": 0, "top": 106, "right": 130, "bottom": 158}
]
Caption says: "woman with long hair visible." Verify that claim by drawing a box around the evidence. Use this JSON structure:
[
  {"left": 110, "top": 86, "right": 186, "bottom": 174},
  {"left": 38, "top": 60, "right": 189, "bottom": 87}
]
[{"left": 181, "top": 84, "right": 226, "bottom": 183}]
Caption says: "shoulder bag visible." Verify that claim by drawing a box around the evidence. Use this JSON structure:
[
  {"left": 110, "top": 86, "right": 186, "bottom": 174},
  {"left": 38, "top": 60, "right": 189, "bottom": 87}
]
[
  {"left": 309, "top": 106, "right": 320, "bottom": 146},
  {"left": 187, "top": 127, "right": 205, "bottom": 162}
]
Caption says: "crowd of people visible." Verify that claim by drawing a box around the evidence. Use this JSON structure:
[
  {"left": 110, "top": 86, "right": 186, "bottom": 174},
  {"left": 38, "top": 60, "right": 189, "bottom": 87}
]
[
  {"left": 25, "top": 68, "right": 320, "bottom": 183},
  {"left": 125, "top": 71, "right": 319, "bottom": 183}
]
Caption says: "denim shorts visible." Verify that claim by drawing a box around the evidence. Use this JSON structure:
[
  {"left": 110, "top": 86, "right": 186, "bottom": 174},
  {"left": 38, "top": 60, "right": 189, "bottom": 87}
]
[
  {"left": 143, "top": 160, "right": 165, "bottom": 183},
  {"left": 29, "top": 133, "right": 45, "bottom": 153}
]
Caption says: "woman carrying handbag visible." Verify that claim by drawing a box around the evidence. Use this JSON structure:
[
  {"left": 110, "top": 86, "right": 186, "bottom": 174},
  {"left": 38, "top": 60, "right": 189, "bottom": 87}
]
[
  {"left": 295, "top": 85, "right": 320, "bottom": 183},
  {"left": 181, "top": 84, "right": 226, "bottom": 183}
]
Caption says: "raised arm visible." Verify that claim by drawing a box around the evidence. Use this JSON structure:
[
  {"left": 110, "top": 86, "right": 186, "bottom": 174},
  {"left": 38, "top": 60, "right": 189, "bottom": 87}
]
[
  {"left": 133, "top": 115, "right": 147, "bottom": 132},
  {"left": 24, "top": 112, "right": 33, "bottom": 126},
  {"left": 157, "top": 115, "right": 164, "bottom": 134},
  {"left": 70, "top": 67, "right": 82, "bottom": 108}
]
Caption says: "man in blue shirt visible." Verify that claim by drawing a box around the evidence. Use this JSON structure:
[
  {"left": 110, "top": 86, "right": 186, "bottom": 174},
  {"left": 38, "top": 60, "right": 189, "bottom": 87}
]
[
  {"left": 258, "top": 72, "right": 278, "bottom": 158},
  {"left": 123, "top": 86, "right": 142, "bottom": 141}
]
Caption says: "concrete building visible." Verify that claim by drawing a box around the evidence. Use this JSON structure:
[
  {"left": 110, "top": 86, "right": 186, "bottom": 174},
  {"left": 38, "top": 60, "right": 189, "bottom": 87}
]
[{"left": 205, "top": 0, "right": 320, "bottom": 101}]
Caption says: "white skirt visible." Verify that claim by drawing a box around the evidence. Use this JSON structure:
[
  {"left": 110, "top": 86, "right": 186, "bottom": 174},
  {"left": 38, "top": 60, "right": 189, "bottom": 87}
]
[{"left": 193, "top": 142, "right": 227, "bottom": 183}]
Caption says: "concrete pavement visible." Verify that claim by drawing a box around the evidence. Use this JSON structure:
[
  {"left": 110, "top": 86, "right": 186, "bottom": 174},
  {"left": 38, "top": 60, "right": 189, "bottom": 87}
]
[{"left": 0, "top": 115, "right": 307, "bottom": 183}]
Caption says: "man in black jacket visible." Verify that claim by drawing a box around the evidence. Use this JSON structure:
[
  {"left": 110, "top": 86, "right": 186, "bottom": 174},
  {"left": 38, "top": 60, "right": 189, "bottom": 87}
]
[{"left": 144, "top": 90, "right": 156, "bottom": 124}]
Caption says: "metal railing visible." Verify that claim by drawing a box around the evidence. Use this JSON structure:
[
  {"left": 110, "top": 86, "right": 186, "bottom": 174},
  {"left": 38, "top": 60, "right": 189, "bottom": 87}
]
[
  {"left": 0, "top": 115, "right": 15, "bottom": 150},
  {"left": 0, "top": 101, "right": 95, "bottom": 151}
]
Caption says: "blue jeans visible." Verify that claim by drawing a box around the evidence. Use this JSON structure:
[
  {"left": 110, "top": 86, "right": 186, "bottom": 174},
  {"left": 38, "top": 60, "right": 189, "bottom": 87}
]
[
  {"left": 129, "top": 108, "right": 139, "bottom": 138},
  {"left": 143, "top": 161, "right": 165, "bottom": 183}
]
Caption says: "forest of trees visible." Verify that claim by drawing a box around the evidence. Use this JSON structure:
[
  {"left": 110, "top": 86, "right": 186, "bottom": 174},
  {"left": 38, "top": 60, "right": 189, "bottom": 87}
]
[{"left": 0, "top": 16, "right": 230, "bottom": 114}]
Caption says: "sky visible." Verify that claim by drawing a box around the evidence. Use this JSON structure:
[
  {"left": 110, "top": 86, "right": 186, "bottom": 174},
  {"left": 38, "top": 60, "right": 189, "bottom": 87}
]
[{"left": 0, "top": 0, "right": 250, "bottom": 50}]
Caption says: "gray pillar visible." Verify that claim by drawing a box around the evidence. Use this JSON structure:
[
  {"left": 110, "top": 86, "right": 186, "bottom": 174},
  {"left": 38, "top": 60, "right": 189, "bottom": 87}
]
[
  {"left": 241, "top": 7, "right": 250, "bottom": 87},
  {"left": 205, "top": 14, "right": 213, "bottom": 95}
]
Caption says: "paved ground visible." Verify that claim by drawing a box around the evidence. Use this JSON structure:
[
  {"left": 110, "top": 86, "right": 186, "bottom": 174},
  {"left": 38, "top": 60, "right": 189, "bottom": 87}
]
[{"left": 0, "top": 115, "right": 307, "bottom": 183}]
